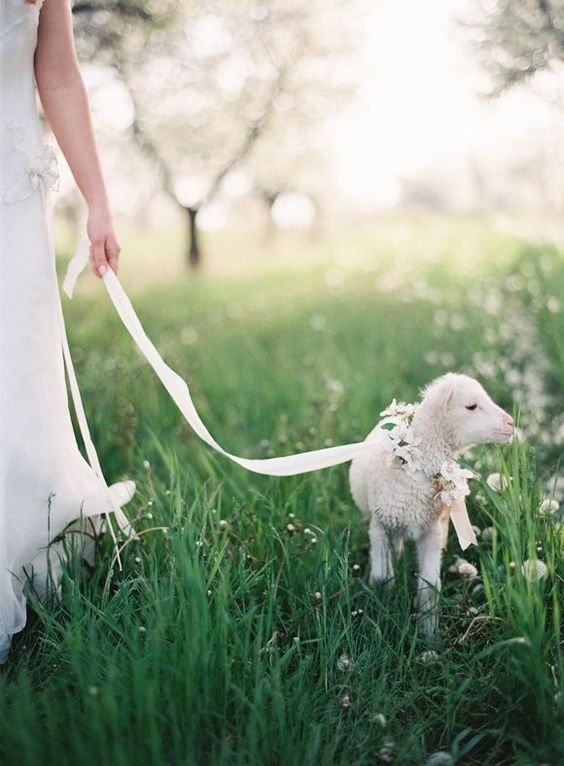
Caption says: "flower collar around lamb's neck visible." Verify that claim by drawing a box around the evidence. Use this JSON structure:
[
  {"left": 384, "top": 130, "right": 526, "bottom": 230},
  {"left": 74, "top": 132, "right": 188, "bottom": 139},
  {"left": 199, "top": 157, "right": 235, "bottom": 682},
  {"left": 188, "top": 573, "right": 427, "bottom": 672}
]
[{"left": 378, "top": 399, "right": 475, "bottom": 507}]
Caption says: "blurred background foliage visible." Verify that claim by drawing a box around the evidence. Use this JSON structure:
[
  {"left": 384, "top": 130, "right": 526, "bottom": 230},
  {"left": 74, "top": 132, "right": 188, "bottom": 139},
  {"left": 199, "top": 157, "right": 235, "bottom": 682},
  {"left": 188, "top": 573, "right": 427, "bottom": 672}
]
[{"left": 52, "top": 1, "right": 564, "bottom": 271}]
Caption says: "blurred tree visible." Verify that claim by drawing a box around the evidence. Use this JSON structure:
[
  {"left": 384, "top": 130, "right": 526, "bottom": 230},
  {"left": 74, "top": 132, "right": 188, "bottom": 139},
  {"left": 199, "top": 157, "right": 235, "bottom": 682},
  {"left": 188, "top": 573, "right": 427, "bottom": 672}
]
[
  {"left": 468, "top": 0, "right": 564, "bottom": 94},
  {"left": 72, "top": 0, "right": 363, "bottom": 268}
]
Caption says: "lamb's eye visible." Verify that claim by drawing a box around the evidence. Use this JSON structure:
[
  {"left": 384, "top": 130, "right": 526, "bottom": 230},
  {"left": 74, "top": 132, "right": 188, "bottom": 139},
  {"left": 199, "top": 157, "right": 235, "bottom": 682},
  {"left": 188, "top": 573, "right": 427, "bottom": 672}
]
[{"left": 465, "top": 403, "right": 478, "bottom": 411}]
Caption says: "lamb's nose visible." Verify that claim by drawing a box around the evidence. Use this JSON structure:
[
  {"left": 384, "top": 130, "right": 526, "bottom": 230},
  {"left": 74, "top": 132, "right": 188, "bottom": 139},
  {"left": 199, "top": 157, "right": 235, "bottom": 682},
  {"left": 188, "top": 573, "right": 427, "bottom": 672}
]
[{"left": 505, "top": 413, "right": 514, "bottom": 429}]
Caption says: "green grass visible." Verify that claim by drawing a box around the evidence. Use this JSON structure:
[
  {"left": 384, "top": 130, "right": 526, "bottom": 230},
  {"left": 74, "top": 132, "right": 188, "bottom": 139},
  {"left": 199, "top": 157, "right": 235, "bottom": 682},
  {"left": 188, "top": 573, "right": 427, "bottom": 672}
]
[{"left": 0, "top": 216, "right": 562, "bottom": 765}]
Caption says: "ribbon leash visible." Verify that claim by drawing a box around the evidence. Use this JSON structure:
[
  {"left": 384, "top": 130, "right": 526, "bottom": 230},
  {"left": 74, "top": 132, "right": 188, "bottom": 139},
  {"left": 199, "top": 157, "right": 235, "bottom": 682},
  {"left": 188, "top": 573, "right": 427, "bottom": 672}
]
[
  {"left": 63, "top": 243, "right": 477, "bottom": 547},
  {"left": 447, "top": 499, "right": 477, "bottom": 551}
]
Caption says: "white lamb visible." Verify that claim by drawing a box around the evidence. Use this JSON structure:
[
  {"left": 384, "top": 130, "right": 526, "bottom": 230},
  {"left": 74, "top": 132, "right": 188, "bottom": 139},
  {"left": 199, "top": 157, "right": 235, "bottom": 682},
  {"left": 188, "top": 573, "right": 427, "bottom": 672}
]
[{"left": 349, "top": 373, "right": 513, "bottom": 635}]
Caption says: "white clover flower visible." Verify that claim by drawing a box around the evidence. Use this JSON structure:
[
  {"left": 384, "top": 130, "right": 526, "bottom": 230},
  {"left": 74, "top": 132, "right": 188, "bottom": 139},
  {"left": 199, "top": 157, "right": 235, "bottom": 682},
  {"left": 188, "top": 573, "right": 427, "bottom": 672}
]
[
  {"left": 540, "top": 498, "right": 559, "bottom": 515},
  {"left": 458, "top": 561, "right": 479, "bottom": 578},
  {"left": 378, "top": 744, "right": 396, "bottom": 763},
  {"left": 337, "top": 654, "right": 353, "bottom": 673},
  {"left": 486, "top": 473, "right": 501, "bottom": 491},
  {"left": 417, "top": 650, "right": 439, "bottom": 663},
  {"left": 481, "top": 526, "right": 494, "bottom": 542},
  {"left": 372, "top": 713, "right": 386, "bottom": 728},
  {"left": 522, "top": 559, "right": 549, "bottom": 582}
]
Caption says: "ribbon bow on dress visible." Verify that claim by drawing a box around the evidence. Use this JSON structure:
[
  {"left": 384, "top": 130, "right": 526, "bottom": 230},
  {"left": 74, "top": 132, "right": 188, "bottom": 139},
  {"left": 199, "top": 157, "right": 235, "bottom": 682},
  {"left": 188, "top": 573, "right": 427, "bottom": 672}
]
[{"left": 1, "top": 121, "right": 59, "bottom": 204}]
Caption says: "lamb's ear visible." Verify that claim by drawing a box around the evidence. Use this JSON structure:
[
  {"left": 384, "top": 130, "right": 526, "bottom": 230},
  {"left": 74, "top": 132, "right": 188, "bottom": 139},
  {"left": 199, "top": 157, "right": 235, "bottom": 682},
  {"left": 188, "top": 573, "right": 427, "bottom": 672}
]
[
  {"left": 441, "top": 374, "right": 456, "bottom": 409},
  {"left": 422, "top": 375, "right": 455, "bottom": 413}
]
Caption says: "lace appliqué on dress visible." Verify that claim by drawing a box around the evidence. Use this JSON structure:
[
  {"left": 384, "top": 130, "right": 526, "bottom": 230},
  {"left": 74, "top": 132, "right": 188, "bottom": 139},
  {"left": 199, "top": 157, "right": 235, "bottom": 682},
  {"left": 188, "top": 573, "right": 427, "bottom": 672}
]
[{"left": 1, "top": 120, "right": 59, "bottom": 204}]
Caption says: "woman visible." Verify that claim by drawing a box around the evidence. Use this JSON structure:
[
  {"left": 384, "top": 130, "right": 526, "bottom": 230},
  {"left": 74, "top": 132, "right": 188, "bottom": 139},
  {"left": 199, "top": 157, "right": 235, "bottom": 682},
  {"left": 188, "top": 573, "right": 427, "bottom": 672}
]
[{"left": 0, "top": 0, "right": 135, "bottom": 663}]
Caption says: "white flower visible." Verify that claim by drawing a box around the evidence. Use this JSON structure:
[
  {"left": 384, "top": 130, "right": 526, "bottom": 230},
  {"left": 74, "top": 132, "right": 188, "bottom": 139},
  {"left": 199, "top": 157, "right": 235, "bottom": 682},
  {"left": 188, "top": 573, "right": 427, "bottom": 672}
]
[
  {"left": 522, "top": 559, "right": 549, "bottom": 582},
  {"left": 379, "top": 399, "right": 418, "bottom": 421},
  {"left": 389, "top": 420, "right": 414, "bottom": 443},
  {"left": 486, "top": 473, "right": 501, "bottom": 491},
  {"left": 540, "top": 498, "right": 559, "bottom": 515},
  {"left": 457, "top": 560, "right": 479, "bottom": 578},
  {"left": 373, "top": 713, "right": 386, "bottom": 728},
  {"left": 440, "top": 461, "right": 475, "bottom": 485},
  {"left": 417, "top": 650, "right": 440, "bottom": 663},
  {"left": 426, "top": 753, "right": 454, "bottom": 766},
  {"left": 337, "top": 654, "right": 353, "bottom": 673},
  {"left": 451, "top": 557, "right": 479, "bottom": 578},
  {"left": 481, "top": 526, "right": 494, "bottom": 542},
  {"left": 436, "top": 460, "right": 474, "bottom": 504},
  {"left": 395, "top": 443, "right": 422, "bottom": 468}
]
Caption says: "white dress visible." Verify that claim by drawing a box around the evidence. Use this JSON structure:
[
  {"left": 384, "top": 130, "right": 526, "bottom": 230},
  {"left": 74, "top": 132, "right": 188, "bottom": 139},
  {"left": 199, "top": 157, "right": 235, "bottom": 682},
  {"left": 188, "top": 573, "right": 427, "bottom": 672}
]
[{"left": 0, "top": 0, "right": 135, "bottom": 662}]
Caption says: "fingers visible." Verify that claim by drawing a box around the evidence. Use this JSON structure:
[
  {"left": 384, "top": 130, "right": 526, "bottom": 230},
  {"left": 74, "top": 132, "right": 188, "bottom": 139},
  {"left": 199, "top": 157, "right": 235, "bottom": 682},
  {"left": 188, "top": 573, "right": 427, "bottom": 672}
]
[
  {"left": 89, "top": 239, "right": 108, "bottom": 278},
  {"left": 106, "top": 235, "right": 121, "bottom": 275},
  {"left": 89, "top": 237, "right": 121, "bottom": 278}
]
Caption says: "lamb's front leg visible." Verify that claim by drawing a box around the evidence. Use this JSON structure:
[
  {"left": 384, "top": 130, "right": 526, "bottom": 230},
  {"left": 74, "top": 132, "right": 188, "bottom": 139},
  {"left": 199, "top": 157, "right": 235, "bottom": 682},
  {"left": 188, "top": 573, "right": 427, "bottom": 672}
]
[
  {"left": 416, "top": 521, "right": 443, "bottom": 637},
  {"left": 368, "top": 514, "right": 393, "bottom": 584}
]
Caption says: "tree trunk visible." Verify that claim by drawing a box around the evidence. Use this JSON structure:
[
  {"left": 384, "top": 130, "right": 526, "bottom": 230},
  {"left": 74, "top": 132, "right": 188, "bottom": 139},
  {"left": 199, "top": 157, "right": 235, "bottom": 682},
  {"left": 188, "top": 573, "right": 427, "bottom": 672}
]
[{"left": 185, "top": 206, "right": 201, "bottom": 269}]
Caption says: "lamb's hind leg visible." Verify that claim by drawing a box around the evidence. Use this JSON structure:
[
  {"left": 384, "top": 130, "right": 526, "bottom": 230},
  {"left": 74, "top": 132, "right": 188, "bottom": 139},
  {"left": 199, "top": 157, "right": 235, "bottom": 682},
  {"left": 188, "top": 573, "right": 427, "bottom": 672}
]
[
  {"left": 416, "top": 522, "right": 443, "bottom": 637},
  {"left": 368, "top": 514, "right": 393, "bottom": 584}
]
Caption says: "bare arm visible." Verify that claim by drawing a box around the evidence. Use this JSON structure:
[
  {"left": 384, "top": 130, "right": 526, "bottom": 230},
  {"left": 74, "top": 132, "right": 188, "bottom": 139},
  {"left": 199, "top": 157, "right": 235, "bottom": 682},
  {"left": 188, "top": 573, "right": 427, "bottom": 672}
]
[{"left": 35, "top": 0, "right": 119, "bottom": 277}]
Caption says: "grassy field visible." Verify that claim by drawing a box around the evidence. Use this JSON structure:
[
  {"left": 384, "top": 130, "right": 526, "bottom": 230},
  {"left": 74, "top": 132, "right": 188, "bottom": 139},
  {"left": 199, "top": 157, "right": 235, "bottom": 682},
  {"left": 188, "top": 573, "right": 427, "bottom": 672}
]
[{"left": 0, "top": 216, "right": 562, "bottom": 765}]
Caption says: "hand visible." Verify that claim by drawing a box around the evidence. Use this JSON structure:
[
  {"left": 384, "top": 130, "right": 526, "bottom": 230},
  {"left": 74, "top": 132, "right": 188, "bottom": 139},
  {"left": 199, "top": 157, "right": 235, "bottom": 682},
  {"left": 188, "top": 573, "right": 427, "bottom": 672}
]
[{"left": 87, "top": 206, "right": 121, "bottom": 278}]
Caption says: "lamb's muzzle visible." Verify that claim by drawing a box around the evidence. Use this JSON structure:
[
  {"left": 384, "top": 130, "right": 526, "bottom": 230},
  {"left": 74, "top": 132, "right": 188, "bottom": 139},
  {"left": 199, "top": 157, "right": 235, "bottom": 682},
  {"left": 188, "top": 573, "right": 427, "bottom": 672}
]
[{"left": 349, "top": 372, "right": 513, "bottom": 636}]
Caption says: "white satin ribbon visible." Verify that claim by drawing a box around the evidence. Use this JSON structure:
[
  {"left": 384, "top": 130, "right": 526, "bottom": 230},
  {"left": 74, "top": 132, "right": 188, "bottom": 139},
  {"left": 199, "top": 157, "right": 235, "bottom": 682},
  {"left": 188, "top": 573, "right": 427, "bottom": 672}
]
[{"left": 63, "top": 243, "right": 477, "bottom": 548}]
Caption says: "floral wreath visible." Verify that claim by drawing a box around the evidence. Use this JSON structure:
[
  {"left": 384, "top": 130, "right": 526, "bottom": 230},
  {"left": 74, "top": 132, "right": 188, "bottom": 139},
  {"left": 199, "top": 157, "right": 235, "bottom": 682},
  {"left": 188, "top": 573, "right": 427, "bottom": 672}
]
[{"left": 378, "top": 399, "right": 475, "bottom": 506}]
